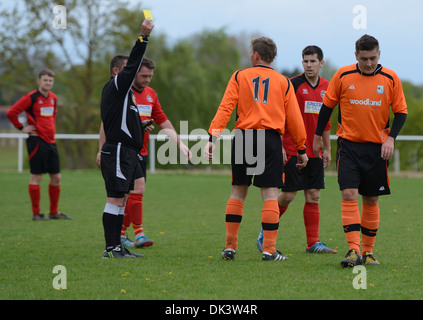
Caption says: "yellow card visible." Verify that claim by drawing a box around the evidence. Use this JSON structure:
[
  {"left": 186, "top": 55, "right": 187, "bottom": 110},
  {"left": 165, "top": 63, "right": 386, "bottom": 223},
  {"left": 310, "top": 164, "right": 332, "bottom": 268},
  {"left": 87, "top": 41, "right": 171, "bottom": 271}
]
[{"left": 143, "top": 10, "right": 153, "bottom": 20}]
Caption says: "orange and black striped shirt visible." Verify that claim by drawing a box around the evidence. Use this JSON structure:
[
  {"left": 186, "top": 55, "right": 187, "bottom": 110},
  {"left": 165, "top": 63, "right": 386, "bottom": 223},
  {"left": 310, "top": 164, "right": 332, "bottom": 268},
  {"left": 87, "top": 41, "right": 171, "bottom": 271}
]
[{"left": 208, "top": 65, "right": 306, "bottom": 152}]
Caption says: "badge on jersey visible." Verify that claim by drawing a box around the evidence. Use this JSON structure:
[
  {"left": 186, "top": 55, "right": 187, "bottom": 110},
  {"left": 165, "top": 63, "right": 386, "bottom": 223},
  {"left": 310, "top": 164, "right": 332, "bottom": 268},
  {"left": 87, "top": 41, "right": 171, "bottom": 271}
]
[
  {"left": 40, "top": 107, "right": 54, "bottom": 116},
  {"left": 376, "top": 85, "right": 385, "bottom": 94},
  {"left": 137, "top": 104, "right": 152, "bottom": 117}
]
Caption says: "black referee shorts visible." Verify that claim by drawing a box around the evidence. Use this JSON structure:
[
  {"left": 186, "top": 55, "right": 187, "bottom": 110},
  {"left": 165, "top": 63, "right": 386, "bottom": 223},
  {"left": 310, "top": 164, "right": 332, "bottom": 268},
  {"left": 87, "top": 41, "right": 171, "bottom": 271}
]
[
  {"left": 101, "top": 142, "right": 145, "bottom": 198},
  {"left": 336, "top": 138, "right": 390, "bottom": 196},
  {"left": 231, "top": 129, "right": 283, "bottom": 188}
]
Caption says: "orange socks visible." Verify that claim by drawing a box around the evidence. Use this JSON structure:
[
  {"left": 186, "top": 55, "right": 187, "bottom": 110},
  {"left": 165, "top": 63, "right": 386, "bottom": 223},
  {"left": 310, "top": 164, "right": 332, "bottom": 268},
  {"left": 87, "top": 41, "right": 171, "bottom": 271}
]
[
  {"left": 224, "top": 199, "right": 244, "bottom": 250},
  {"left": 341, "top": 200, "right": 380, "bottom": 254},
  {"left": 361, "top": 203, "right": 379, "bottom": 253},
  {"left": 341, "top": 200, "right": 361, "bottom": 253},
  {"left": 261, "top": 200, "right": 280, "bottom": 254},
  {"left": 29, "top": 184, "right": 40, "bottom": 216}
]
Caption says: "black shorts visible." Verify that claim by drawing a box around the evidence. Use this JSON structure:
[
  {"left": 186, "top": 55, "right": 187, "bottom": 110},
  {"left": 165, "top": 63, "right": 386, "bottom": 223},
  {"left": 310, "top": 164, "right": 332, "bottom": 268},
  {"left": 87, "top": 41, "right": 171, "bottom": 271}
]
[
  {"left": 231, "top": 129, "right": 283, "bottom": 188},
  {"left": 140, "top": 154, "right": 148, "bottom": 182},
  {"left": 336, "top": 138, "right": 390, "bottom": 196},
  {"left": 282, "top": 156, "right": 324, "bottom": 192},
  {"left": 26, "top": 136, "right": 60, "bottom": 174},
  {"left": 101, "top": 142, "right": 145, "bottom": 198}
]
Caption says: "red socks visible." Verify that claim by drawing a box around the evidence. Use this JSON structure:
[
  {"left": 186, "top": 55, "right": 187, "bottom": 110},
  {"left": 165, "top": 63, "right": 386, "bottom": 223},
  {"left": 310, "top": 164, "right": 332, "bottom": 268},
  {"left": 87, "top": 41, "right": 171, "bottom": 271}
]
[
  {"left": 303, "top": 202, "right": 320, "bottom": 249},
  {"left": 29, "top": 184, "right": 41, "bottom": 216},
  {"left": 124, "top": 193, "right": 144, "bottom": 236},
  {"left": 49, "top": 184, "right": 61, "bottom": 215},
  {"left": 29, "top": 184, "right": 61, "bottom": 216}
]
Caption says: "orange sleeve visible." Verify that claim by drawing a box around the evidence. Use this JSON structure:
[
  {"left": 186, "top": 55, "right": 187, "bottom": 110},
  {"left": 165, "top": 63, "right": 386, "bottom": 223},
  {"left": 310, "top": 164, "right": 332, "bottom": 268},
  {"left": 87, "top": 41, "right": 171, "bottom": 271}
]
[
  {"left": 208, "top": 71, "right": 239, "bottom": 138},
  {"left": 391, "top": 72, "right": 408, "bottom": 115},
  {"left": 284, "top": 80, "right": 307, "bottom": 151},
  {"left": 322, "top": 69, "right": 342, "bottom": 109}
]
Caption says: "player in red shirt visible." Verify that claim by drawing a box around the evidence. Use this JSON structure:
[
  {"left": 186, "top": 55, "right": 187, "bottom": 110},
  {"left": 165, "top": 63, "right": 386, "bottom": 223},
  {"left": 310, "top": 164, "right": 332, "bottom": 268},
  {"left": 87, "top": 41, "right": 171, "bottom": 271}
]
[
  {"left": 7, "top": 69, "right": 71, "bottom": 220},
  {"left": 256, "top": 46, "right": 336, "bottom": 254}
]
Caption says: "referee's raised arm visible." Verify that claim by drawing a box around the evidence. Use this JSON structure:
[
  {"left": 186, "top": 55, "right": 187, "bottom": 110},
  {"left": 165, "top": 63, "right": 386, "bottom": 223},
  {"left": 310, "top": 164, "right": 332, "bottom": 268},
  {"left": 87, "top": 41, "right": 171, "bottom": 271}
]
[{"left": 114, "top": 18, "right": 154, "bottom": 93}]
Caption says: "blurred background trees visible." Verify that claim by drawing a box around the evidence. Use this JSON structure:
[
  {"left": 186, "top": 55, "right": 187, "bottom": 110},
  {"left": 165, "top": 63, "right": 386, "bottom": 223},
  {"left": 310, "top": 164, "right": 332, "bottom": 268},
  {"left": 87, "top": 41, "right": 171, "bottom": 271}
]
[{"left": 1, "top": 0, "right": 422, "bottom": 170}]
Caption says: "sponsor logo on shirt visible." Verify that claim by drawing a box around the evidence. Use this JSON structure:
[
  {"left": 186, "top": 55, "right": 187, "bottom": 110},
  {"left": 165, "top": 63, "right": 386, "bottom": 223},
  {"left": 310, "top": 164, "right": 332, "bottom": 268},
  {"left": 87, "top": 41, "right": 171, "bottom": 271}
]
[
  {"left": 137, "top": 104, "right": 152, "bottom": 116},
  {"left": 304, "top": 101, "right": 322, "bottom": 114},
  {"left": 40, "top": 107, "right": 54, "bottom": 116},
  {"left": 349, "top": 99, "right": 382, "bottom": 106}
]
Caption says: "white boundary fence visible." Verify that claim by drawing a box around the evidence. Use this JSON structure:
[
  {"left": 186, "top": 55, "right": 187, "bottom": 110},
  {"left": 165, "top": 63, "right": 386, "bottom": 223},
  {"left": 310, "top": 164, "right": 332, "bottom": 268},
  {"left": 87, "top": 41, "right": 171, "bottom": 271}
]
[{"left": 1, "top": 133, "right": 423, "bottom": 173}]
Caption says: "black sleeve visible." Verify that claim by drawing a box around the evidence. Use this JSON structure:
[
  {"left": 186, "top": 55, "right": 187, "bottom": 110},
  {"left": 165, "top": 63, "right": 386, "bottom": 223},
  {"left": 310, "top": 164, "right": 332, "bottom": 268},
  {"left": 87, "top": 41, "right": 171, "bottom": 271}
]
[
  {"left": 315, "top": 104, "right": 333, "bottom": 136},
  {"left": 114, "top": 37, "right": 148, "bottom": 94},
  {"left": 389, "top": 113, "right": 407, "bottom": 139}
]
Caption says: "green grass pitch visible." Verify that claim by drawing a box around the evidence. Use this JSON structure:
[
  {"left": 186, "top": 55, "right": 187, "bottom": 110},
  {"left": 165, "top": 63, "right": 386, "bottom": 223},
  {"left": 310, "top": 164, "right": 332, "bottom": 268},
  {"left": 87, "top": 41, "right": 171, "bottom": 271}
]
[{"left": 0, "top": 170, "right": 422, "bottom": 300}]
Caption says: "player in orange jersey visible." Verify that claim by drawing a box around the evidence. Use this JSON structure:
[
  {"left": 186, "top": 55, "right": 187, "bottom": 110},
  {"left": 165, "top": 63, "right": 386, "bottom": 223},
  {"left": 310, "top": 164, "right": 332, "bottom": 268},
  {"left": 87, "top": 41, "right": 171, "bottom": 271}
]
[
  {"left": 204, "top": 37, "right": 308, "bottom": 261},
  {"left": 313, "top": 35, "right": 408, "bottom": 267},
  {"left": 7, "top": 69, "right": 71, "bottom": 221},
  {"left": 256, "top": 45, "right": 336, "bottom": 254}
]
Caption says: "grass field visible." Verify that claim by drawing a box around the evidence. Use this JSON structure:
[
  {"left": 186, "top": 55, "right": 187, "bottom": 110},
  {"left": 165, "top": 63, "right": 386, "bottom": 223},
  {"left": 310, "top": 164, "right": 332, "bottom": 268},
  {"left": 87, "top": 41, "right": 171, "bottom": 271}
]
[{"left": 0, "top": 170, "right": 422, "bottom": 302}]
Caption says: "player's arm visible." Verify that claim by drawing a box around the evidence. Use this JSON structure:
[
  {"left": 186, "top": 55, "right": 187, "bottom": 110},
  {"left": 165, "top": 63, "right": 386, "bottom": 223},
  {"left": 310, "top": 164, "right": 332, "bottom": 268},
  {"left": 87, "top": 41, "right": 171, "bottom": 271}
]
[
  {"left": 114, "top": 19, "right": 154, "bottom": 94},
  {"left": 322, "top": 129, "right": 331, "bottom": 168},
  {"left": 313, "top": 104, "right": 333, "bottom": 158},
  {"left": 381, "top": 112, "right": 407, "bottom": 160},
  {"left": 205, "top": 71, "right": 239, "bottom": 160},
  {"left": 283, "top": 78, "right": 308, "bottom": 168},
  {"left": 7, "top": 95, "right": 36, "bottom": 134},
  {"left": 159, "top": 120, "right": 191, "bottom": 161},
  {"left": 96, "top": 121, "right": 106, "bottom": 168}
]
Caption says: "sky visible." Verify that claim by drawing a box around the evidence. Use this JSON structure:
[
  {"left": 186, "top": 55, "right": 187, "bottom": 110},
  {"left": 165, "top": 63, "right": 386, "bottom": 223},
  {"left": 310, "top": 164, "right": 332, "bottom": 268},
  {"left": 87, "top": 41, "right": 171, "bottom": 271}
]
[
  {"left": 1, "top": 0, "right": 422, "bottom": 84},
  {"left": 134, "top": 0, "right": 423, "bottom": 85}
]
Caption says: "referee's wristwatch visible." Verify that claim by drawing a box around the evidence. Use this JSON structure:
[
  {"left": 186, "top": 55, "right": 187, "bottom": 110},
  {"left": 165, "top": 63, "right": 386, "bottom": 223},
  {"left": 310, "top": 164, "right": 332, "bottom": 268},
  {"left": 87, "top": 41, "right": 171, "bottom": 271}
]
[{"left": 138, "top": 34, "right": 149, "bottom": 42}]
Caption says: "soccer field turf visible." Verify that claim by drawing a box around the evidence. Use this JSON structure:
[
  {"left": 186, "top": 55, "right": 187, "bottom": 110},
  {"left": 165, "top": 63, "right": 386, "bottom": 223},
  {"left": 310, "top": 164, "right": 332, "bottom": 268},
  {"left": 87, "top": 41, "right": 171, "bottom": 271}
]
[{"left": 0, "top": 170, "right": 421, "bottom": 301}]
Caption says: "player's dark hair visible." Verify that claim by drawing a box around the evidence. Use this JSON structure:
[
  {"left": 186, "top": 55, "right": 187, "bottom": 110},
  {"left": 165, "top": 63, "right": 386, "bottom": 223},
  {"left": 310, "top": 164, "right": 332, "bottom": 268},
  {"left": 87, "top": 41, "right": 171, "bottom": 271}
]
[
  {"left": 109, "top": 55, "right": 129, "bottom": 76},
  {"left": 251, "top": 37, "right": 277, "bottom": 64},
  {"left": 302, "top": 45, "right": 324, "bottom": 61},
  {"left": 141, "top": 57, "right": 155, "bottom": 70},
  {"left": 38, "top": 68, "right": 55, "bottom": 78},
  {"left": 355, "top": 34, "right": 379, "bottom": 53}
]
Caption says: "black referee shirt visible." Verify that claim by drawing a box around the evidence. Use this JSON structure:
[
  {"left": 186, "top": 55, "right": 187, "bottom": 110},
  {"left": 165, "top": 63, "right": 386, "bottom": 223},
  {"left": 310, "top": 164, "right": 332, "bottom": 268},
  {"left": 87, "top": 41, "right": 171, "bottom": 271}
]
[{"left": 100, "top": 37, "right": 148, "bottom": 152}]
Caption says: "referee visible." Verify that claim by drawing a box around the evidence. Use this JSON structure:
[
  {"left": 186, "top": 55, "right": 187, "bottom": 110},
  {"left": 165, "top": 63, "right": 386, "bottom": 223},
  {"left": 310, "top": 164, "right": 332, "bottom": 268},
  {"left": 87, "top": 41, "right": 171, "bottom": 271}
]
[{"left": 100, "top": 18, "right": 154, "bottom": 259}]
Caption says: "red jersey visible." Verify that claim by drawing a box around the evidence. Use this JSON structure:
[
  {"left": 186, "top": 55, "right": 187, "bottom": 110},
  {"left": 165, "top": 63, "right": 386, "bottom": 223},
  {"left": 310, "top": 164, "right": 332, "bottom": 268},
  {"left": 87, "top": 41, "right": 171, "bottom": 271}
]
[
  {"left": 7, "top": 90, "right": 57, "bottom": 143},
  {"left": 132, "top": 86, "right": 168, "bottom": 155},
  {"left": 284, "top": 74, "right": 331, "bottom": 158}
]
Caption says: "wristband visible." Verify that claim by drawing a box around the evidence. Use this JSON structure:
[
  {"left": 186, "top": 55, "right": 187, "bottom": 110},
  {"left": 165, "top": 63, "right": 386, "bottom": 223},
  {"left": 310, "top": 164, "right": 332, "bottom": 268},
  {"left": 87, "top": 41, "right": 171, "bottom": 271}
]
[{"left": 138, "top": 34, "right": 149, "bottom": 42}]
